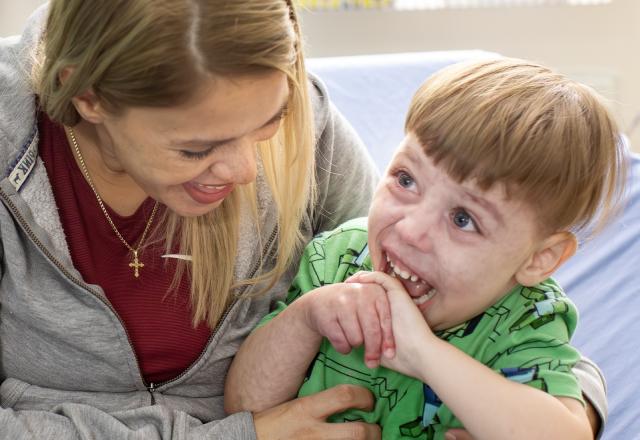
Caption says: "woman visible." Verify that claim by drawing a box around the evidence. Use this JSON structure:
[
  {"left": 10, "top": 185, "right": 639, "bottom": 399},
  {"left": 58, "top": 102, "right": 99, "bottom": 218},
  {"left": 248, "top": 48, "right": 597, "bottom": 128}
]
[
  {"left": 1, "top": 0, "right": 380, "bottom": 438},
  {"left": 0, "top": 0, "right": 605, "bottom": 439}
]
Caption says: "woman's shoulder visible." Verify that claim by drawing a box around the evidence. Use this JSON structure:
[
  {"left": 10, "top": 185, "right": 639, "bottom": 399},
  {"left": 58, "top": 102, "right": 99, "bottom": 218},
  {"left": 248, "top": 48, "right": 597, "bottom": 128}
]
[
  {"left": 307, "top": 72, "right": 331, "bottom": 135},
  {"left": 0, "top": 7, "right": 45, "bottom": 168}
]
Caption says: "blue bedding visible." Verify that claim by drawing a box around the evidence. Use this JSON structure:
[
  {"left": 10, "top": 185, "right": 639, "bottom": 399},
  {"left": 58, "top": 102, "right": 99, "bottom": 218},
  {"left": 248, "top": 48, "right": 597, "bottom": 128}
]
[{"left": 309, "top": 51, "right": 640, "bottom": 439}]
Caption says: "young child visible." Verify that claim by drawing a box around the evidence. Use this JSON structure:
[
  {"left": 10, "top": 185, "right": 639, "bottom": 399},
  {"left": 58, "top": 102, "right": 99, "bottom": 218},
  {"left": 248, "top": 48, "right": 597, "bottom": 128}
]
[{"left": 224, "top": 58, "right": 625, "bottom": 439}]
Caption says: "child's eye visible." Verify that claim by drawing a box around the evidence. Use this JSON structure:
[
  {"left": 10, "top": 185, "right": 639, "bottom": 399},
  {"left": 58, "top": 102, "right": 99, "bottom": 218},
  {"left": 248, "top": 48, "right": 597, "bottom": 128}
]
[
  {"left": 451, "top": 208, "right": 479, "bottom": 233},
  {"left": 396, "top": 171, "right": 415, "bottom": 189}
]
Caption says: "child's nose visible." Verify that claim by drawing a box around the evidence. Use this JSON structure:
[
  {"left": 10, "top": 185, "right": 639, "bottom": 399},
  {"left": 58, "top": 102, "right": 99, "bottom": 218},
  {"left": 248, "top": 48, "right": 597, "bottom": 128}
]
[{"left": 396, "top": 208, "right": 436, "bottom": 253}]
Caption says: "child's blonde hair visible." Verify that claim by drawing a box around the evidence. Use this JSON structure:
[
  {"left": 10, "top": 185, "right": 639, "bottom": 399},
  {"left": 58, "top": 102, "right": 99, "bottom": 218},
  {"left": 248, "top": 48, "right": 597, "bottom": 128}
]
[
  {"left": 406, "top": 58, "right": 626, "bottom": 235},
  {"left": 35, "top": 0, "right": 315, "bottom": 328}
]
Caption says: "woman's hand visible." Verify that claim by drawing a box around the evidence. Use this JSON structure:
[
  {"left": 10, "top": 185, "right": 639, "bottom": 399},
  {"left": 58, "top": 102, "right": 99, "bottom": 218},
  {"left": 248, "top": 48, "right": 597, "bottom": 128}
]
[
  {"left": 302, "top": 281, "right": 395, "bottom": 368},
  {"left": 253, "top": 384, "right": 381, "bottom": 439}
]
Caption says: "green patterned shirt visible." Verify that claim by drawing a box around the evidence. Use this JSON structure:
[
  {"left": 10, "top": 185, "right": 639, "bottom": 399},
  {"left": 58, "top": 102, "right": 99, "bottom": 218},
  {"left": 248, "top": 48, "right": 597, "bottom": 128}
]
[{"left": 259, "top": 217, "right": 583, "bottom": 439}]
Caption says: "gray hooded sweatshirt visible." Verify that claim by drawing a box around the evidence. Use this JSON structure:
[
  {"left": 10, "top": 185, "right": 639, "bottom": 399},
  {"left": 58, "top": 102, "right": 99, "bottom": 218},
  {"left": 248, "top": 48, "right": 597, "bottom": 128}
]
[{"left": 0, "top": 5, "right": 606, "bottom": 440}]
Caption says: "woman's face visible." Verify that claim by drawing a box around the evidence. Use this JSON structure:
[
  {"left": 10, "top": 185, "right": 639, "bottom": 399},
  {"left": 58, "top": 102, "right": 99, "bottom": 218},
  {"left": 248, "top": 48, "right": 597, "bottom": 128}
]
[{"left": 92, "top": 70, "right": 289, "bottom": 217}]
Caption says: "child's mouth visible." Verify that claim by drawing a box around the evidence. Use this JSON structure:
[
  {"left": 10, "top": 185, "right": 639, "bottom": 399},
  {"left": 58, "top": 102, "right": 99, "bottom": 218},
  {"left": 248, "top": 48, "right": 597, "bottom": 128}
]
[{"left": 384, "top": 253, "right": 437, "bottom": 305}]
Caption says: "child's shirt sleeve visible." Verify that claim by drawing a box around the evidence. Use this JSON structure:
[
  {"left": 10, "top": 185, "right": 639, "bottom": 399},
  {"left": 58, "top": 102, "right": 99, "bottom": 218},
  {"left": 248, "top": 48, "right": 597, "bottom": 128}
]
[
  {"left": 440, "top": 280, "right": 584, "bottom": 405},
  {"left": 256, "top": 217, "right": 371, "bottom": 329}
]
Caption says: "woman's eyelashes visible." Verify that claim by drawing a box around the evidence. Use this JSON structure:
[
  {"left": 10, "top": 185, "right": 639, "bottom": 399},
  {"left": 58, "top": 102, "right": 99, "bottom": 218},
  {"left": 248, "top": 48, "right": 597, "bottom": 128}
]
[
  {"left": 178, "top": 107, "right": 289, "bottom": 160},
  {"left": 179, "top": 148, "right": 214, "bottom": 160}
]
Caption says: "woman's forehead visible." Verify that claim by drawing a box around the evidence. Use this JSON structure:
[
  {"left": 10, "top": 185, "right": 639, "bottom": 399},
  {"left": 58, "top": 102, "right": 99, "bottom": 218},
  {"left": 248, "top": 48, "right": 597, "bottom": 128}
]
[{"left": 118, "top": 71, "right": 289, "bottom": 142}]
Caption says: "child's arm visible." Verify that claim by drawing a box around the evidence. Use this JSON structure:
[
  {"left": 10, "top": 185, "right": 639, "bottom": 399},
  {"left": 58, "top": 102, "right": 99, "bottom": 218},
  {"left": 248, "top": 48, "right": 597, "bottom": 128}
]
[
  {"left": 351, "top": 271, "right": 592, "bottom": 440},
  {"left": 224, "top": 281, "right": 394, "bottom": 414}
]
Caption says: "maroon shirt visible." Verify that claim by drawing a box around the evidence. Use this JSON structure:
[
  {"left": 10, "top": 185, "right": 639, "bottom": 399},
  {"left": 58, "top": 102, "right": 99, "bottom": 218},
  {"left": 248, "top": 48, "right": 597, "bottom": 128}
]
[{"left": 39, "top": 113, "right": 212, "bottom": 384}]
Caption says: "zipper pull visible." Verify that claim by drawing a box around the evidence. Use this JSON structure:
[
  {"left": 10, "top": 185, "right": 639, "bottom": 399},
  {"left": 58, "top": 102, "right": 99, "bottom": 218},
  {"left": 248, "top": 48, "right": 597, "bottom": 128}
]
[{"left": 148, "top": 382, "right": 156, "bottom": 405}]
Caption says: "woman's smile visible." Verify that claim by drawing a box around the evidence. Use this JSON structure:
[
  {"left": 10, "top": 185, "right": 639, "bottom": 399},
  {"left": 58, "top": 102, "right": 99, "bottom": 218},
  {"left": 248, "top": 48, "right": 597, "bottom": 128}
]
[{"left": 183, "top": 181, "right": 235, "bottom": 205}]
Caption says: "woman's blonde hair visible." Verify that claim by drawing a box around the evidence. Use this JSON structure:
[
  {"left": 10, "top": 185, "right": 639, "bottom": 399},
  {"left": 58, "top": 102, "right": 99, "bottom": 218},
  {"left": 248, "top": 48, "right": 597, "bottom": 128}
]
[
  {"left": 406, "top": 58, "right": 626, "bottom": 236},
  {"left": 35, "top": 0, "right": 315, "bottom": 328}
]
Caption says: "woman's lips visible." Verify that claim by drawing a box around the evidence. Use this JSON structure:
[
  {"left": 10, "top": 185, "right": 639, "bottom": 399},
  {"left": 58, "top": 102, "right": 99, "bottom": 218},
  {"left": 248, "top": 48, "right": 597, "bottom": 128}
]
[{"left": 183, "top": 182, "right": 234, "bottom": 205}]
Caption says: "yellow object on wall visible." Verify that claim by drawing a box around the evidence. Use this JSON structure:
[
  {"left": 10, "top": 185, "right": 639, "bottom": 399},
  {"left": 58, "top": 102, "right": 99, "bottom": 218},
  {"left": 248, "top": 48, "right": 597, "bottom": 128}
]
[{"left": 296, "top": 0, "right": 392, "bottom": 10}]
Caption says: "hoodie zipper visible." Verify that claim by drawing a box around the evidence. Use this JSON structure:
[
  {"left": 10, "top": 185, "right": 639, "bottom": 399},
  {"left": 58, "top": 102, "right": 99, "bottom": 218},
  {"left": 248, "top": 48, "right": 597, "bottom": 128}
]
[
  {"left": 148, "top": 225, "right": 279, "bottom": 391},
  {"left": 148, "top": 383, "right": 156, "bottom": 405},
  {"left": 0, "top": 188, "right": 150, "bottom": 389},
  {"left": 2, "top": 185, "right": 281, "bottom": 399}
]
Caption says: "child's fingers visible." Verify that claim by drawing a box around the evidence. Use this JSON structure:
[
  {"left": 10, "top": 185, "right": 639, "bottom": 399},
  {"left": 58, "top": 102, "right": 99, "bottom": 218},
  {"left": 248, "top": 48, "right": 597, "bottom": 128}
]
[
  {"left": 323, "top": 319, "right": 352, "bottom": 354},
  {"left": 337, "top": 306, "right": 364, "bottom": 350},
  {"left": 344, "top": 271, "right": 371, "bottom": 283},
  {"left": 358, "top": 299, "right": 382, "bottom": 368},
  {"left": 352, "top": 271, "right": 405, "bottom": 293},
  {"left": 375, "top": 294, "right": 395, "bottom": 359}
]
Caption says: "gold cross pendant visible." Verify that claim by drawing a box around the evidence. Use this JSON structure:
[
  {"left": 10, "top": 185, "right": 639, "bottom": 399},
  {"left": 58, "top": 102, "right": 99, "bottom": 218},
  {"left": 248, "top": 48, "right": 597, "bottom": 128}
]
[{"left": 129, "top": 250, "right": 144, "bottom": 278}]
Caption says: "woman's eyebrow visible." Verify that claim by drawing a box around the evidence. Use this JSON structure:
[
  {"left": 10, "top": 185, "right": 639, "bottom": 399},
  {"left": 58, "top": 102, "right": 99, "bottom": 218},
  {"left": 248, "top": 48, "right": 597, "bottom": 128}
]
[
  {"left": 171, "top": 100, "right": 289, "bottom": 148},
  {"left": 263, "top": 101, "right": 289, "bottom": 127}
]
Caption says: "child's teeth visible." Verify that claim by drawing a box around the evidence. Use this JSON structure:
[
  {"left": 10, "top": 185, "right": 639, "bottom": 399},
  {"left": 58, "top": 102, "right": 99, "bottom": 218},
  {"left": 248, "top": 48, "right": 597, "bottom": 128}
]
[
  {"left": 393, "top": 266, "right": 410, "bottom": 280},
  {"left": 391, "top": 264, "right": 422, "bottom": 282},
  {"left": 412, "top": 288, "right": 437, "bottom": 305}
]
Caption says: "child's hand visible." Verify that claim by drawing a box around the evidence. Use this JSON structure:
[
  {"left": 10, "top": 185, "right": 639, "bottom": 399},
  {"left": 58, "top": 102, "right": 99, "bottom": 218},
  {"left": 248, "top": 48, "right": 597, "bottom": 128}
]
[
  {"left": 347, "top": 271, "right": 437, "bottom": 380},
  {"left": 302, "top": 282, "right": 395, "bottom": 368}
]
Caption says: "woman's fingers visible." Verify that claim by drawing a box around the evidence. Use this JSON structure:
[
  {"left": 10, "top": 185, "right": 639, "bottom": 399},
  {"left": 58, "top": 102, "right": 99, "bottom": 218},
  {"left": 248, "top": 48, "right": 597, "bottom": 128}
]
[
  {"left": 325, "top": 421, "right": 381, "bottom": 439},
  {"left": 302, "top": 384, "right": 375, "bottom": 419},
  {"left": 254, "top": 385, "right": 380, "bottom": 439},
  {"left": 444, "top": 429, "right": 474, "bottom": 440}
]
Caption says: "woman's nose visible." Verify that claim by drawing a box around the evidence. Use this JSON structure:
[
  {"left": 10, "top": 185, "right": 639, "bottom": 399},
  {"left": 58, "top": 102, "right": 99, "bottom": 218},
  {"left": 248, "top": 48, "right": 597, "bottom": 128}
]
[{"left": 210, "top": 139, "right": 258, "bottom": 185}]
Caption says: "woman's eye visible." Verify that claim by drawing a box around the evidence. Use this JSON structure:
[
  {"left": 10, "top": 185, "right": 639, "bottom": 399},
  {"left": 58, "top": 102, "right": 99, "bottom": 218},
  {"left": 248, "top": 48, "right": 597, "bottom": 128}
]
[
  {"left": 452, "top": 208, "right": 478, "bottom": 232},
  {"left": 397, "top": 171, "right": 414, "bottom": 189},
  {"left": 255, "top": 107, "right": 288, "bottom": 141},
  {"left": 179, "top": 148, "right": 213, "bottom": 160}
]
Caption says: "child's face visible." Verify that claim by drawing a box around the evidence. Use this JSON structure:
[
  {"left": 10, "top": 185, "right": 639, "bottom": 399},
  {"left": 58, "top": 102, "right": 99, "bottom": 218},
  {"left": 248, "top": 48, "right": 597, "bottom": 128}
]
[{"left": 368, "top": 133, "right": 544, "bottom": 331}]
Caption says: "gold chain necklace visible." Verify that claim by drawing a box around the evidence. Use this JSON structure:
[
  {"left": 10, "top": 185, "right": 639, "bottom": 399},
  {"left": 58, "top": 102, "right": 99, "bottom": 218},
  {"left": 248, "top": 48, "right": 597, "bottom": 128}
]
[{"left": 67, "top": 127, "right": 159, "bottom": 278}]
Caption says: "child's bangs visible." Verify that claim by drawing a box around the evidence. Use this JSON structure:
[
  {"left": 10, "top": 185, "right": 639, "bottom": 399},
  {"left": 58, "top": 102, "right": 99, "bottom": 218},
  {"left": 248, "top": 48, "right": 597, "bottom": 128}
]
[{"left": 406, "top": 59, "right": 623, "bottom": 233}]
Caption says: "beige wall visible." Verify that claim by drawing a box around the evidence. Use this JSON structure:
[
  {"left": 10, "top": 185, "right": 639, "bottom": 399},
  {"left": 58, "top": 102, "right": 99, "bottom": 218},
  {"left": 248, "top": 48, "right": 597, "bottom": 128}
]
[
  {"left": 0, "top": 1, "right": 43, "bottom": 36},
  {"left": 2, "top": 1, "right": 638, "bottom": 150},
  {"left": 299, "top": 0, "right": 640, "bottom": 151}
]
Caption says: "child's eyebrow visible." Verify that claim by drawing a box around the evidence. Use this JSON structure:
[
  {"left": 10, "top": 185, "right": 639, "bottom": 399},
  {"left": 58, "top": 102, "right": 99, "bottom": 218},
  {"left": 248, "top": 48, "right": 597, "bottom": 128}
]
[
  {"left": 399, "top": 147, "right": 422, "bottom": 164},
  {"left": 462, "top": 189, "right": 504, "bottom": 226}
]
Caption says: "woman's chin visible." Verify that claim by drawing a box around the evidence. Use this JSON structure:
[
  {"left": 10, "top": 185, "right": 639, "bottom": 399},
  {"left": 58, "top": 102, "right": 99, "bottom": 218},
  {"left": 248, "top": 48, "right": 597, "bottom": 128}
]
[{"left": 165, "top": 197, "right": 224, "bottom": 218}]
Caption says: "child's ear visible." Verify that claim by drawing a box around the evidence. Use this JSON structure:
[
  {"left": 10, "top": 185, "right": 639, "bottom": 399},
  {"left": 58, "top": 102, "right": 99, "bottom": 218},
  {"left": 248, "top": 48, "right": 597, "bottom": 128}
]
[{"left": 515, "top": 231, "right": 577, "bottom": 287}]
